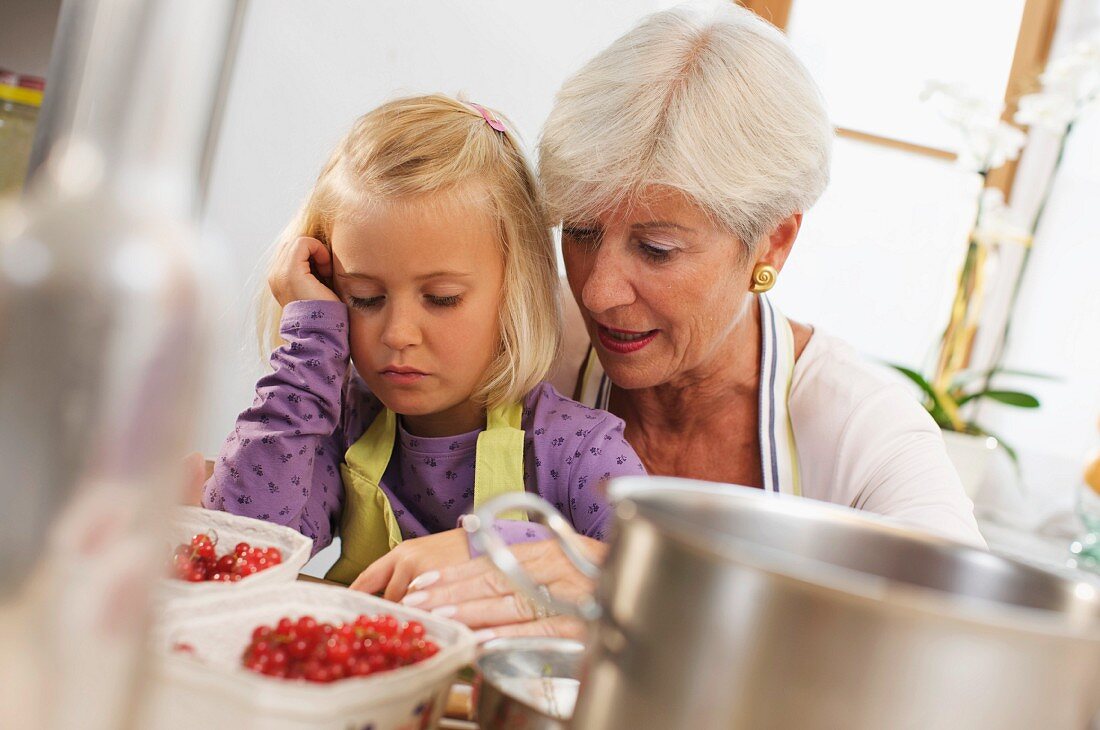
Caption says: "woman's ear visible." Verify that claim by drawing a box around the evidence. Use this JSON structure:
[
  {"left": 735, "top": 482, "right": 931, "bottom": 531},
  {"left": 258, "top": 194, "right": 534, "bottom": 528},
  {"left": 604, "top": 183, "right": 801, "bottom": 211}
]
[{"left": 758, "top": 212, "right": 803, "bottom": 273}]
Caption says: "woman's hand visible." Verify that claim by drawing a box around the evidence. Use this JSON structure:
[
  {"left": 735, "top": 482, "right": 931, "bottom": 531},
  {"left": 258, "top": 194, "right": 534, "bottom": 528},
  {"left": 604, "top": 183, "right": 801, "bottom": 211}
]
[
  {"left": 349, "top": 528, "right": 472, "bottom": 602},
  {"left": 396, "top": 536, "right": 608, "bottom": 641},
  {"left": 269, "top": 236, "right": 340, "bottom": 307}
]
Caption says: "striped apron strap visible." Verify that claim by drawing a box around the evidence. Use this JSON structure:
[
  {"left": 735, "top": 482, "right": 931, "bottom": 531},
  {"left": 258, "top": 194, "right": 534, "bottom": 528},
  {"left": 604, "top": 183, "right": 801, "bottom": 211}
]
[
  {"left": 578, "top": 347, "right": 612, "bottom": 412},
  {"left": 758, "top": 294, "right": 801, "bottom": 495}
]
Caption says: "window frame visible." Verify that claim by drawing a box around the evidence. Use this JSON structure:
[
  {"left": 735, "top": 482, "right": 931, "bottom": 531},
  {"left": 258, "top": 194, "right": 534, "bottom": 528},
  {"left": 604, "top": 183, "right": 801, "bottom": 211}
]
[{"left": 738, "top": 0, "right": 1064, "bottom": 200}]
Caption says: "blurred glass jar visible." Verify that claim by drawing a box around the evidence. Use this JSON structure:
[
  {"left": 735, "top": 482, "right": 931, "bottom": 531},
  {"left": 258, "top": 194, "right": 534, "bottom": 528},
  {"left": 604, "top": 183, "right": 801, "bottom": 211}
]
[
  {"left": 1069, "top": 451, "right": 1100, "bottom": 572},
  {"left": 0, "top": 70, "right": 45, "bottom": 195},
  {"left": 0, "top": 1, "right": 238, "bottom": 727}
]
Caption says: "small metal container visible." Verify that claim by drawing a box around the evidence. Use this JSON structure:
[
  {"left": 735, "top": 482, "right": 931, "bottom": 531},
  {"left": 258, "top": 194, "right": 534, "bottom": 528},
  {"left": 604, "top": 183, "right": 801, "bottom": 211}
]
[{"left": 475, "top": 638, "right": 585, "bottom": 729}]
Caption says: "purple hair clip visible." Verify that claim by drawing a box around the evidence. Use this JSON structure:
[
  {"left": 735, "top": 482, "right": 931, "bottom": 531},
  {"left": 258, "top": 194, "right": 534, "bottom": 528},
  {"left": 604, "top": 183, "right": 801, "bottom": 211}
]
[{"left": 467, "top": 102, "right": 507, "bottom": 133}]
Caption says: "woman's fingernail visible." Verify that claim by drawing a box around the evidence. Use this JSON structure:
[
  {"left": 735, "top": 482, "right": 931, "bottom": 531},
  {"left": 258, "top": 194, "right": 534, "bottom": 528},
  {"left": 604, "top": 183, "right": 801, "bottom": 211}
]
[
  {"left": 408, "top": 570, "right": 440, "bottom": 591},
  {"left": 430, "top": 605, "right": 457, "bottom": 619},
  {"left": 401, "top": 591, "right": 429, "bottom": 607},
  {"left": 472, "top": 629, "right": 497, "bottom": 644}
]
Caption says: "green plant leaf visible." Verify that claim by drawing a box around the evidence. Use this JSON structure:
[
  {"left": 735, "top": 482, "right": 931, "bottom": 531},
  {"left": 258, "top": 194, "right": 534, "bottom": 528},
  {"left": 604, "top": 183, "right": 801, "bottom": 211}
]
[
  {"left": 958, "top": 390, "right": 1040, "bottom": 408},
  {"left": 986, "top": 368, "right": 1058, "bottom": 381},
  {"left": 890, "top": 364, "right": 932, "bottom": 391},
  {"left": 889, "top": 364, "right": 957, "bottom": 428},
  {"left": 999, "top": 439, "right": 1019, "bottom": 467},
  {"left": 951, "top": 367, "right": 1059, "bottom": 389}
]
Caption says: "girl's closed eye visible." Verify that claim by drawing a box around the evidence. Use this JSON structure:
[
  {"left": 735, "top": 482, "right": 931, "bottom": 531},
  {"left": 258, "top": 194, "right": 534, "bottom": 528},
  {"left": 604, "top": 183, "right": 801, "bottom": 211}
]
[
  {"left": 348, "top": 294, "right": 384, "bottom": 311},
  {"left": 426, "top": 293, "right": 462, "bottom": 308}
]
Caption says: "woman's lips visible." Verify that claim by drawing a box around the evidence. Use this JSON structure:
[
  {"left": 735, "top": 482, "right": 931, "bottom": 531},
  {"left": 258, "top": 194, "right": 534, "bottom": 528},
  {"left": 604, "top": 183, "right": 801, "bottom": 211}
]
[{"left": 596, "top": 325, "right": 659, "bottom": 354}]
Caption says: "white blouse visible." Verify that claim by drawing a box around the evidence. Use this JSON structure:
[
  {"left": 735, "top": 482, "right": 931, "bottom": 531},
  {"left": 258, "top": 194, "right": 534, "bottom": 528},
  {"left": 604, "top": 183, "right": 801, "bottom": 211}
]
[{"left": 787, "top": 329, "right": 985, "bottom": 547}]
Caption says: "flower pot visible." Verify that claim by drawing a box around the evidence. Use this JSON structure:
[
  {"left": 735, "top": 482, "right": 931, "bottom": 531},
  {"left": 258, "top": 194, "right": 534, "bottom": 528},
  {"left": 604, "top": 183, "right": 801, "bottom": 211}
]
[{"left": 941, "top": 430, "right": 999, "bottom": 499}]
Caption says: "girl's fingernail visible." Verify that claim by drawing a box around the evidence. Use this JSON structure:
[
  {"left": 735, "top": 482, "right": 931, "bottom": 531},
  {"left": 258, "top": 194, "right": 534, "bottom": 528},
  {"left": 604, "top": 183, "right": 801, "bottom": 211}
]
[
  {"left": 472, "top": 629, "right": 497, "bottom": 644},
  {"left": 430, "top": 605, "right": 457, "bottom": 619},
  {"left": 401, "top": 591, "right": 429, "bottom": 607},
  {"left": 408, "top": 570, "right": 440, "bottom": 591}
]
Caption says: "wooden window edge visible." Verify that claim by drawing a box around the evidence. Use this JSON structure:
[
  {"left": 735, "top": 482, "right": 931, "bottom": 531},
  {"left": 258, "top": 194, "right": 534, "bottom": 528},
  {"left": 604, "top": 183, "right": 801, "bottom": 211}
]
[
  {"left": 738, "top": 0, "right": 793, "bottom": 30},
  {"left": 835, "top": 128, "right": 957, "bottom": 162},
  {"left": 988, "top": 0, "right": 1063, "bottom": 199}
]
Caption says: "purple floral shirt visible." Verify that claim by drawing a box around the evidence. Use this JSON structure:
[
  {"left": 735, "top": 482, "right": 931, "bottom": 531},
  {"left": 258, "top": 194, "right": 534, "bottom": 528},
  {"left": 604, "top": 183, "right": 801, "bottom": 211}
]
[{"left": 203, "top": 301, "right": 645, "bottom": 555}]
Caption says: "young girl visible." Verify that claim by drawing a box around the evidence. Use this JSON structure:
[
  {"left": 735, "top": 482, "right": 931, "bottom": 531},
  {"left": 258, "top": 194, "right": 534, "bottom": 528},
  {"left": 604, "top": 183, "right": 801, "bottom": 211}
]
[{"left": 202, "top": 95, "right": 644, "bottom": 588}]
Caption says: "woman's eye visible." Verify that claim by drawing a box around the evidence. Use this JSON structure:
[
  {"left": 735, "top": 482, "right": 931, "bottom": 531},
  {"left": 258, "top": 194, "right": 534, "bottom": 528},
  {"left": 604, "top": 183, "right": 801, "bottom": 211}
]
[
  {"left": 348, "top": 295, "right": 384, "bottom": 310},
  {"left": 638, "top": 241, "right": 673, "bottom": 263},
  {"left": 426, "top": 294, "right": 462, "bottom": 308}
]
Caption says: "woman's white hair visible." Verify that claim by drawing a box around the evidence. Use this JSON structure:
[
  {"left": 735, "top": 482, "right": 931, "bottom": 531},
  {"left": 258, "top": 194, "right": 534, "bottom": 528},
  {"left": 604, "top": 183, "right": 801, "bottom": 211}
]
[{"left": 539, "top": 2, "right": 833, "bottom": 251}]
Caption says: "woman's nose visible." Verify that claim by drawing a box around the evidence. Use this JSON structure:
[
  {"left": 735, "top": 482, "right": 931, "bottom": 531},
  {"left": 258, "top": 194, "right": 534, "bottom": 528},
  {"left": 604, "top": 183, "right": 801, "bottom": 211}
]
[
  {"left": 580, "top": 245, "right": 635, "bottom": 315},
  {"left": 380, "top": 303, "right": 422, "bottom": 351}
]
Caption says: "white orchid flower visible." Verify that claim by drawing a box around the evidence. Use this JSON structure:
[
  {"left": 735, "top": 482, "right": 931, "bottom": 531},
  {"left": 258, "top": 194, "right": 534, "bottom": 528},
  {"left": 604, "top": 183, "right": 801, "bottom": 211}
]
[
  {"left": 1014, "top": 91, "right": 1079, "bottom": 133},
  {"left": 920, "top": 81, "right": 1001, "bottom": 128},
  {"left": 921, "top": 80, "right": 1027, "bottom": 173},
  {"left": 1042, "top": 39, "right": 1100, "bottom": 103},
  {"left": 1014, "top": 39, "right": 1100, "bottom": 134},
  {"left": 962, "top": 121, "right": 1027, "bottom": 172},
  {"left": 972, "top": 188, "right": 1031, "bottom": 248}
]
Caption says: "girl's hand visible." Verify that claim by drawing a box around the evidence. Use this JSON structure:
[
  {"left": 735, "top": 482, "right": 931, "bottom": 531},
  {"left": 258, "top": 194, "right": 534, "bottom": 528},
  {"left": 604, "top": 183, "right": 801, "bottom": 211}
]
[
  {"left": 349, "top": 528, "right": 472, "bottom": 602},
  {"left": 392, "top": 537, "right": 608, "bottom": 642},
  {"left": 180, "top": 451, "right": 208, "bottom": 506},
  {"left": 269, "top": 236, "right": 340, "bottom": 307}
]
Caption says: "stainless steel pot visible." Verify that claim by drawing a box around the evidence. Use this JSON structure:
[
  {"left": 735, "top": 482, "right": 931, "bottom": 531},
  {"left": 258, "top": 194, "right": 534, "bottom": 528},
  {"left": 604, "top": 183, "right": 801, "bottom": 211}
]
[{"left": 472, "top": 477, "right": 1100, "bottom": 730}]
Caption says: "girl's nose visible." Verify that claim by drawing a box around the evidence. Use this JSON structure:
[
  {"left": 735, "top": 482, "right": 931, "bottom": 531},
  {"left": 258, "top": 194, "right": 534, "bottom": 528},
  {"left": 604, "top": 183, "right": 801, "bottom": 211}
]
[{"left": 380, "top": 303, "right": 422, "bottom": 351}]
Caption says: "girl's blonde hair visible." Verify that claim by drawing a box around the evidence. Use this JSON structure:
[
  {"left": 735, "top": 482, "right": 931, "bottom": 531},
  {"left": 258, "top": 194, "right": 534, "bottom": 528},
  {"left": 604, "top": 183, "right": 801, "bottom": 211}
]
[
  {"left": 258, "top": 94, "right": 561, "bottom": 409},
  {"left": 539, "top": 2, "right": 833, "bottom": 252}
]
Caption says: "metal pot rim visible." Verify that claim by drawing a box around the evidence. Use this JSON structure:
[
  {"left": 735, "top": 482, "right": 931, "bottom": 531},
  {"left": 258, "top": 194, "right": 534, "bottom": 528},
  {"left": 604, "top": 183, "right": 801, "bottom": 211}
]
[
  {"left": 611, "top": 477, "right": 1100, "bottom": 641},
  {"left": 478, "top": 637, "right": 586, "bottom": 656}
]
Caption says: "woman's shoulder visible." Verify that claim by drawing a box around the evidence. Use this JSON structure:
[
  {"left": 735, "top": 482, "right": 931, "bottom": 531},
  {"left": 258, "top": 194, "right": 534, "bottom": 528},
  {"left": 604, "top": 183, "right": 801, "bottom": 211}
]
[
  {"left": 789, "top": 330, "right": 983, "bottom": 547},
  {"left": 789, "top": 329, "right": 943, "bottom": 479},
  {"left": 791, "top": 330, "right": 924, "bottom": 423}
]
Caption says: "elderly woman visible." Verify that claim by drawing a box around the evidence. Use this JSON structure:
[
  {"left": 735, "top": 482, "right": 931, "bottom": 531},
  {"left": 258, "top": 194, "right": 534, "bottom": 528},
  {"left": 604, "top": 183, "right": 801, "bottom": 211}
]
[{"left": 351, "top": 3, "right": 984, "bottom": 637}]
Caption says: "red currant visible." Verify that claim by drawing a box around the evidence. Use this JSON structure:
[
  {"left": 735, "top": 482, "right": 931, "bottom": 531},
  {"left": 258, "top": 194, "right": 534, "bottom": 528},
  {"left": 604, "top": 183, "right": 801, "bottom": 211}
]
[
  {"left": 168, "top": 534, "right": 283, "bottom": 582},
  {"left": 240, "top": 614, "right": 440, "bottom": 683}
]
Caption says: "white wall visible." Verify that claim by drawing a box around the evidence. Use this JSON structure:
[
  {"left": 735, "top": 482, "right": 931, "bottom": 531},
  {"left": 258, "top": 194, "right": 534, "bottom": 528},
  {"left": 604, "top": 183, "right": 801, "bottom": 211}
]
[{"left": 200, "top": 0, "right": 1100, "bottom": 503}]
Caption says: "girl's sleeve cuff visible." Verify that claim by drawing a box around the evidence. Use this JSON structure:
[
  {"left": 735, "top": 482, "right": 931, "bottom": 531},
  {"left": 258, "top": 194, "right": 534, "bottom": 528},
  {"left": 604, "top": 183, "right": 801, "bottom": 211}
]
[
  {"left": 459, "top": 514, "right": 551, "bottom": 557},
  {"left": 280, "top": 300, "right": 349, "bottom": 335}
]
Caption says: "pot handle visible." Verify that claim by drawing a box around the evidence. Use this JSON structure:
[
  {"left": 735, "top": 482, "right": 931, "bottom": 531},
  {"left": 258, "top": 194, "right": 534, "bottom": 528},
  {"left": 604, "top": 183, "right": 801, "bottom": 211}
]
[{"left": 465, "top": 492, "right": 602, "bottom": 621}]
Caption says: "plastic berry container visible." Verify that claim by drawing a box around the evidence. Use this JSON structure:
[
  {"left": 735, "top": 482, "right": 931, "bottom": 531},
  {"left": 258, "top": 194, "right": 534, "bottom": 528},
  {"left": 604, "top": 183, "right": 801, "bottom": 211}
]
[
  {"left": 144, "top": 582, "right": 477, "bottom": 729},
  {"left": 156, "top": 506, "right": 313, "bottom": 602}
]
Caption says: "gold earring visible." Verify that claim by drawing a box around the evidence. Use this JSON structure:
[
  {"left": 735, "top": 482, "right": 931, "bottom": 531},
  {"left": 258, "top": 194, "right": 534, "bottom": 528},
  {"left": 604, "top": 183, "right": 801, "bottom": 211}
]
[{"left": 749, "top": 263, "right": 778, "bottom": 293}]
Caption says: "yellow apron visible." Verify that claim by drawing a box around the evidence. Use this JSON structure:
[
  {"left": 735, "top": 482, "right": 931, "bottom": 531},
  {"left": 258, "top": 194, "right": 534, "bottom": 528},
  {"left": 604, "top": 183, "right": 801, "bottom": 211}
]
[{"left": 325, "top": 401, "right": 529, "bottom": 585}]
